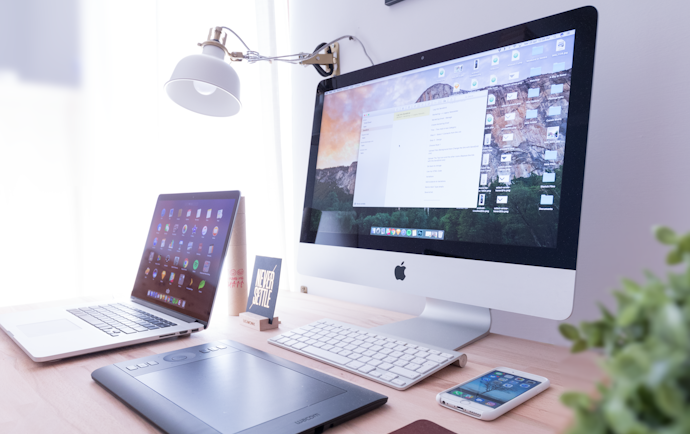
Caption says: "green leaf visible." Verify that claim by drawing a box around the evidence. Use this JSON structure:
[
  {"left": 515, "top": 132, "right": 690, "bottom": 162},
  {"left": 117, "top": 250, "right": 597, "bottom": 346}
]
[
  {"left": 621, "top": 278, "right": 642, "bottom": 293},
  {"left": 618, "top": 304, "right": 640, "bottom": 327},
  {"left": 598, "top": 303, "right": 616, "bottom": 323},
  {"left": 654, "top": 226, "right": 677, "bottom": 245},
  {"left": 559, "top": 323, "right": 581, "bottom": 341},
  {"left": 667, "top": 248, "right": 682, "bottom": 265},
  {"left": 679, "top": 233, "right": 690, "bottom": 253},
  {"left": 561, "top": 391, "right": 592, "bottom": 409},
  {"left": 571, "top": 338, "right": 588, "bottom": 353}
]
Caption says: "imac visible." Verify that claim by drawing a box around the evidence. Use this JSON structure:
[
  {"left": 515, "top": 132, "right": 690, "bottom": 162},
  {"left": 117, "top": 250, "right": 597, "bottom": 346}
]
[{"left": 298, "top": 7, "right": 598, "bottom": 351}]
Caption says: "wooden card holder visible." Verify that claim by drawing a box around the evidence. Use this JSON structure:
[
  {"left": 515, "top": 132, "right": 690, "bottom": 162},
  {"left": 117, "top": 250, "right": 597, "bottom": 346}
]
[{"left": 239, "top": 311, "right": 280, "bottom": 331}]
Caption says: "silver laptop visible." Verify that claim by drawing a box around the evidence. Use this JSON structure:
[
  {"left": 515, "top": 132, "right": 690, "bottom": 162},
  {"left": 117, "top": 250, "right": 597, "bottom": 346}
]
[{"left": 0, "top": 191, "right": 241, "bottom": 362}]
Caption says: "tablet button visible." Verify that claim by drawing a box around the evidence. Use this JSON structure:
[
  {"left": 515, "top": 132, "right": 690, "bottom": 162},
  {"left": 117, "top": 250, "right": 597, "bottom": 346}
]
[
  {"left": 126, "top": 365, "right": 138, "bottom": 371},
  {"left": 136, "top": 363, "right": 148, "bottom": 368},
  {"left": 163, "top": 352, "right": 196, "bottom": 362}
]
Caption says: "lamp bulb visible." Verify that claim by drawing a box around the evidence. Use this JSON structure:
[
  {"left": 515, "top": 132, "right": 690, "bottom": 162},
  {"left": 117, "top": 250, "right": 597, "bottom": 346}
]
[{"left": 193, "top": 81, "right": 217, "bottom": 96}]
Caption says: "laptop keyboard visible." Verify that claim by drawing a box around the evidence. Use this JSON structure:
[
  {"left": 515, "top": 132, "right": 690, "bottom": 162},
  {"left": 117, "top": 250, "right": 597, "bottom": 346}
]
[{"left": 67, "top": 303, "right": 177, "bottom": 337}]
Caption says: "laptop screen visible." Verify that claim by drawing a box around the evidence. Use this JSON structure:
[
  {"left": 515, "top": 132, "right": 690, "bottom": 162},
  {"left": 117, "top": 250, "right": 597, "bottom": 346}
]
[{"left": 131, "top": 192, "right": 239, "bottom": 324}]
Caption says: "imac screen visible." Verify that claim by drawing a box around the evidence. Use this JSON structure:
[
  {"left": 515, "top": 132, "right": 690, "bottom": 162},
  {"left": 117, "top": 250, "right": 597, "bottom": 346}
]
[{"left": 310, "top": 30, "right": 576, "bottom": 249}]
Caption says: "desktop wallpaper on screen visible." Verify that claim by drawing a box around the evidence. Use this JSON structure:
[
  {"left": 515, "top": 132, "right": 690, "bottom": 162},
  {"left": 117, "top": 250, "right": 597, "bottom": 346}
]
[{"left": 310, "top": 32, "right": 574, "bottom": 248}]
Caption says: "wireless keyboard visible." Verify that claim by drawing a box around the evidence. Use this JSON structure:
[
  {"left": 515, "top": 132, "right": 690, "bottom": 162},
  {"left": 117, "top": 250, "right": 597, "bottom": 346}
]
[{"left": 268, "top": 318, "right": 467, "bottom": 390}]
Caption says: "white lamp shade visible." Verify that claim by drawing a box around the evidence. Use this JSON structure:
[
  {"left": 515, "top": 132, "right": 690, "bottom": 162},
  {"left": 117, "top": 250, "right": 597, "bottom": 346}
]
[{"left": 165, "top": 49, "right": 241, "bottom": 117}]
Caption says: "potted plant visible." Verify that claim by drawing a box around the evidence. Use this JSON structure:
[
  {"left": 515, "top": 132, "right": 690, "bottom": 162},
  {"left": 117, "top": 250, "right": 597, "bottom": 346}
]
[{"left": 559, "top": 226, "right": 690, "bottom": 434}]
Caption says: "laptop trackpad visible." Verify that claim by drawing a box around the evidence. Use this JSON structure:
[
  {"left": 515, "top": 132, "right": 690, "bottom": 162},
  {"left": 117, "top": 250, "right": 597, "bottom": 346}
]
[
  {"left": 135, "top": 351, "right": 346, "bottom": 433},
  {"left": 18, "top": 319, "right": 82, "bottom": 337}
]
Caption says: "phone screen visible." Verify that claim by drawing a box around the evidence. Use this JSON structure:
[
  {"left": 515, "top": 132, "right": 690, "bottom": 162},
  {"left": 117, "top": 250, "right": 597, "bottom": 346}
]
[{"left": 445, "top": 370, "right": 541, "bottom": 408}]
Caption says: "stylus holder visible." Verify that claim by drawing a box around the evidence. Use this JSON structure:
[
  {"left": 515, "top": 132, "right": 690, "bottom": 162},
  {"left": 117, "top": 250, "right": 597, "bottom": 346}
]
[
  {"left": 227, "top": 196, "right": 247, "bottom": 316},
  {"left": 239, "top": 312, "right": 280, "bottom": 331}
]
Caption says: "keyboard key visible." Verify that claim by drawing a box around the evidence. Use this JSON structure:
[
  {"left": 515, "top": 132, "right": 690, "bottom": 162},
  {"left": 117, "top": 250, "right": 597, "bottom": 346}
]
[
  {"left": 383, "top": 357, "right": 397, "bottom": 364},
  {"left": 312, "top": 342, "right": 325, "bottom": 348},
  {"left": 216, "top": 345, "right": 227, "bottom": 349},
  {"left": 358, "top": 356, "right": 372, "bottom": 364},
  {"left": 303, "top": 346, "right": 350, "bottom": 365},
  {"left": 381, "top": 373, "right": 398, "bottom": 382},
  {"left": 362, "top": 350, "right": 376, "bottom": 357},
  {"left": 427, "top": 354, "right": 447, "bottom": 363},
  {"left": 429, "top": 349, "right": 441, "bottom": 355},
  {"left": 370, "top": 345, "right": 383, "bottom": 352},
  {"left": 370, "top": 370, "right": 383, "bottom": 377},
  {"left": 321, "top": 344, "right": 334, "bottom": 351},
  {"left": 293, "top": 343, "right": 308, "bottom": 350},
  {"left": 337, "top": 350, "right": 351, "bottom": 357},
  {"left": 405, "top": 363, "right": 421, "bottom": 371},
  {"left": 417, "top": 363, "right": 437, "bottom": 374},
  {"left": 379, "top": 348, "right": 394, "bottom": 355},
  {"left": 412, "top": 357, "right": 427, "bottom": 365},
  {"left": 358, "top": 365, "right": 375, "bottom": 374},
  {"left": 372, "top": 353, "right": 386, "bottom": 360},
  {"left": 348, "top": 353, "right": 361, "bottom": 360},
  {"left": 390, "top": 351, "right": 404, "bottom": 358},
  {"left": 369, "top": 360, "right": 383, "bottom": 367},
  {"left": 392, "top": 378, "right": 407, "bottom": 387},
  {"left": 346, "top": 361, "right": 364, "bottom": 370},
  {"left": 440, "top": 353, "right": 454, "bottom": 359},
  {"left": 389, "top": 366, "right": 420, "bottom": 380},
  {"left": 393, "top": 360, "right": 408, "bottom": 367},
  {"left": 284, "top": 340, "right": 298, "bottom": 346},
  {"left": 379, "top": 363, "right": 393, "bottom": 371},
  {"left": 353, "top": 347, "right": 366, "bottom": 354}
]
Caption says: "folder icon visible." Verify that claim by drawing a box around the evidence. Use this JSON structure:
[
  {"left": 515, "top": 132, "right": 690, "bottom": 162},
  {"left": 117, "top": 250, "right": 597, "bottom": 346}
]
[
  {"left": 508, "top": 72, "right": 520, "bottom": 80},
  {"left": 540, "top": 195, "right": 554, "bottom": 205},
  {"left": 502, "top": 133, "right": 514, "bottom": 142},
  {"left": 499, "top": 174, "right": 510, "bottom": 184},
  {"left": 551, "top": 84, "right": 563, "bottom": 94},
  {"left": 506, "top": 92, "right": 518, "bottom": 100},
  {"left": 530, "top": 67, "right": 542, "bottom": 77},
  {"left": 544, "top": 150, "right": 557, "bottom": 160},
  {"left": 528, "top": 88, "right": 539, "bottom": 98},
  {"left": 496, "top": 196, "right": 508, "bottom": 204},
  {"left": 526, "top": 109, "right": 538, "bottom": 119},
  {"left": 500, "top": 154, "right": 512, "bottom": 163},
  {"left": 542, "top": 172, "right": 556, "bottom": 183},
  {"left": 480, "top": 173, "right": 488, "bottom": 186},
  {"left": 553, "top": 62, "right": 565, "bottom": 72},
  {"left": 505, "top": 112, "right": 516, "bottom": 121},
  {"left": 532, "top": 46, "right": 543, "bottom": 55},
  {"left": 548, "top": 106, "right": 562, "bottom": 116}
]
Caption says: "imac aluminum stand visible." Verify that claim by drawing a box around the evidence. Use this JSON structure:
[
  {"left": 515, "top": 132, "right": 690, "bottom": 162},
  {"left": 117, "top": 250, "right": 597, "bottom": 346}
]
[{"left": 373, "top": 298, "right": 491, "bottom": 351}]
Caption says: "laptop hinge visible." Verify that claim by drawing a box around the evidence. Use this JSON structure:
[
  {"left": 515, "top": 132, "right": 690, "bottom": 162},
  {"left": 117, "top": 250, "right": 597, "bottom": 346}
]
[{"left": 130, "top": 297, "right": 208, "bottom": 329}]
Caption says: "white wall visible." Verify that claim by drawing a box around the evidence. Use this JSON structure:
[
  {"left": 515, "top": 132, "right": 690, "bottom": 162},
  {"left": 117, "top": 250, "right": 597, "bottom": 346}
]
[{"left": 289, "top": 0, "right": 690, "bottom": 345}]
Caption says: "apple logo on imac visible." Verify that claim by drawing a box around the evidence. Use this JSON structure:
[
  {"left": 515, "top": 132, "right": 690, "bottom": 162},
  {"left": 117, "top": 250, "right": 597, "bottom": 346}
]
[{"left": 394, "top": 262, "right": 406, "bottom": 281}]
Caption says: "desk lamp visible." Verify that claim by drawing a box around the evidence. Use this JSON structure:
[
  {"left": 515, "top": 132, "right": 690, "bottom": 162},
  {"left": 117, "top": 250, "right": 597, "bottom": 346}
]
[
  {"left": 164, "top": 26, "right": 373, "bottom": 315},
  {"left": 165, "top": 26, "right": 373, "bottom": 117}
]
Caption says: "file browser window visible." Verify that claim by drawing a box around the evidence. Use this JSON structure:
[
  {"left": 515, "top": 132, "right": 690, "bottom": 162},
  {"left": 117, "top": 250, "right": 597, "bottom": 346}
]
[{"left": 353, "top": 91, "right": 487, "bottom": 208}]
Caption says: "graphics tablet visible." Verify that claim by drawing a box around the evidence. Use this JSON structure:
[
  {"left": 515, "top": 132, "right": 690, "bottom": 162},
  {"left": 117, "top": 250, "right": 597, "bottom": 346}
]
[{"left": 92, "top": 340, "right": 388, "bottom": 433}]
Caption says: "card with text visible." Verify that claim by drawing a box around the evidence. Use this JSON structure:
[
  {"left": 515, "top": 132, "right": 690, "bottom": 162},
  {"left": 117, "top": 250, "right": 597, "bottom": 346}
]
[{"left": 246, "top": 256, "right": 282, "bottom": 323}]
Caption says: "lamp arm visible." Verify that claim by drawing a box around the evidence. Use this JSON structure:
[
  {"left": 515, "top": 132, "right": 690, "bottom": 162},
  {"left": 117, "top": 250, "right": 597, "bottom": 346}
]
[{"left": 199, "top": 26, "right": 375, "bottom": 67}]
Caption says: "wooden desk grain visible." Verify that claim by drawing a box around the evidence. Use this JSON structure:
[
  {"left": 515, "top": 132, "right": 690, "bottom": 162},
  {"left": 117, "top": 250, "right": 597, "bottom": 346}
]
[{"left": 0, "top": 292, "right": 600, "bottom": 433}]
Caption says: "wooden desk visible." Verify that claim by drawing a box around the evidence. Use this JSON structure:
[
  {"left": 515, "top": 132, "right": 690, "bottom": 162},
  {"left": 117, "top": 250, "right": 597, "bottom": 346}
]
[{"left": 0, "top": 292, "right": 599, "bottom": 433}]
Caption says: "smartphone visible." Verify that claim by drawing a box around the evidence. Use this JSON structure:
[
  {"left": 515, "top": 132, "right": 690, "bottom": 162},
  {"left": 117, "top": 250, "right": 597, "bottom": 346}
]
[{"left": 436, "top": 367, "right": 549, "bottom": 421}]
